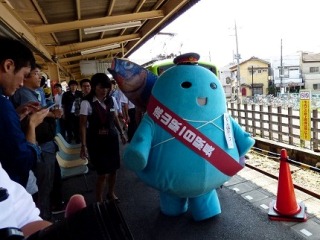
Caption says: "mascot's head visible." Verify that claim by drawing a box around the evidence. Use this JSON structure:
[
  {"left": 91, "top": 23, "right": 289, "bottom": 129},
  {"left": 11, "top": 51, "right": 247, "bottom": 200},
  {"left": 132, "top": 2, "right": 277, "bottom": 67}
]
[{"left": 151, "top": 53, "right": 226, "bottom": 120}]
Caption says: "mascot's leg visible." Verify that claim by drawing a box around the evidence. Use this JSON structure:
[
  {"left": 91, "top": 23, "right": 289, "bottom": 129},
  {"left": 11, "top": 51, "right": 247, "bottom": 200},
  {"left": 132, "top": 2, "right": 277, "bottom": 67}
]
[
  {"left": 189, "top": 189, "right": 221, "bottom": 221},
  {"left": 159, "top": 192, "right": 188, "bottom": 216}
]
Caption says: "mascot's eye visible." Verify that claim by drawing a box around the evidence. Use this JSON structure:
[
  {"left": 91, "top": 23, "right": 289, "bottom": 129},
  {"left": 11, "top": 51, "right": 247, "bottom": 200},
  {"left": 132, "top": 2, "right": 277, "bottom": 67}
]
[
  {"left": 123, "top": 62, "right": 134, "bottom": 70},
  {"left": 210, "top": 83, "right": 217, "bottom": 89},
  {"left": 181, "top": 81, "right": 192, "bottom": 88}
]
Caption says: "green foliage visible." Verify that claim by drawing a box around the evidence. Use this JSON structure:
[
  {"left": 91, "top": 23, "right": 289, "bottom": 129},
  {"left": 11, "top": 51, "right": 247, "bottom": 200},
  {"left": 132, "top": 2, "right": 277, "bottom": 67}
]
[{"left": 268, "top": 84, "right": 276, "bottom": 95}]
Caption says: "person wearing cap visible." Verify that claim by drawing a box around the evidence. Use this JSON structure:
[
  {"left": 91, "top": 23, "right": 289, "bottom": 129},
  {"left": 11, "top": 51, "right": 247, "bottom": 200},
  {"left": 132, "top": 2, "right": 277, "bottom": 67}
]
[{"left": 79, "top": 73, "right": 126, "bottom": 203}]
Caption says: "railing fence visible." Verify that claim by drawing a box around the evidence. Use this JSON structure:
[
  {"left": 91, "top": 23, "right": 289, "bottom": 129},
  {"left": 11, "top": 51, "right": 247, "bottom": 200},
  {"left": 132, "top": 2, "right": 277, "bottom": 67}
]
[{"left": 227, "top": 102, "right": 320, "bottom": 150}]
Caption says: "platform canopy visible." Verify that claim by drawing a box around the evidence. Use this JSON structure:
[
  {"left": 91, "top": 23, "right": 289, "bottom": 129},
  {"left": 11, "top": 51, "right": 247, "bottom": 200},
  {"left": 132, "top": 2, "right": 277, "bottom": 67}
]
[{"left": 0, "top": 0, "right": 199, "bottom": 80}]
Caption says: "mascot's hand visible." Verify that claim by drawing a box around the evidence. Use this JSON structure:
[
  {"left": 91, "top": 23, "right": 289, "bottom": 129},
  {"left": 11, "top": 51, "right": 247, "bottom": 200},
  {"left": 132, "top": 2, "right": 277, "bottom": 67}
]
[
  {"left": 123, "top": 118, "right": 153, "bottom": 172},
  {"left": 236, "top": 131, "right": 255, "bottom": 156},
  {"left": 123, "top": 144, "right": 148, "bottom": 171},
  {"left": 231, "top": 117, "right": 255, "bottom": 157}
]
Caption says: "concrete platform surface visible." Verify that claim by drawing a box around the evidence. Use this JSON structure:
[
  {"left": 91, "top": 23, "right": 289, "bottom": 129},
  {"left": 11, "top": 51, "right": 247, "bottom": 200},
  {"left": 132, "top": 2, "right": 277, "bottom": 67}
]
[{"left": 57, "top": 160, "right": 320, "bottom": 240}]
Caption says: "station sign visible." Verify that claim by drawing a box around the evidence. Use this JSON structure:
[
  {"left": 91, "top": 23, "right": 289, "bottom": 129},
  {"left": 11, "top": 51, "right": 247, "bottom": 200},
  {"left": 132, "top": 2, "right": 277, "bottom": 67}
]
[{"left": 299, "top": 90, "right": 311, "bottom": 141}]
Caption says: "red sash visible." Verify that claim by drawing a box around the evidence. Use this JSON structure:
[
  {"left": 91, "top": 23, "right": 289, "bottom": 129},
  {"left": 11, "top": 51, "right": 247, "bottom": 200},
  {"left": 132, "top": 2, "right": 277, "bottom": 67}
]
[{"left": 147, "top": 95, "right": 243, "bottom": 176}]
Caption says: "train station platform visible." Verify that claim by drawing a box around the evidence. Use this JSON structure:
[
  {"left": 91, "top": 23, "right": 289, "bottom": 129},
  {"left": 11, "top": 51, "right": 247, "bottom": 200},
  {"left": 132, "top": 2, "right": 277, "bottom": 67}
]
[{"left": 58, "top": 147, "right": 320, "bottom": 240}]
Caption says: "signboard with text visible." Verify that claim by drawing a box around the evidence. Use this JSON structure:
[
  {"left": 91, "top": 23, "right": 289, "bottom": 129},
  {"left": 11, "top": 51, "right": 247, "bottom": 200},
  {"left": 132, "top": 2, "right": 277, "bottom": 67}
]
[{"left": 299, "top": 90, "right": 311, "bottom": 141}]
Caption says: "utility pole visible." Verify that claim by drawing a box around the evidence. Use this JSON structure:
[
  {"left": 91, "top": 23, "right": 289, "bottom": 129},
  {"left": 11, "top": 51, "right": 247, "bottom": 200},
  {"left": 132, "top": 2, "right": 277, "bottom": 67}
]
[
  {"left": 234, "top": 21, "right": 241, "bottom": 102},
  {"left": 280, "top": 39, "right": 283, "bottom": 94},
  {"left": 251, "top": 66, "right": 254, "bottom": 96},
  {"left": 156, "top": 32, "right": 177, "bottom": 59}
]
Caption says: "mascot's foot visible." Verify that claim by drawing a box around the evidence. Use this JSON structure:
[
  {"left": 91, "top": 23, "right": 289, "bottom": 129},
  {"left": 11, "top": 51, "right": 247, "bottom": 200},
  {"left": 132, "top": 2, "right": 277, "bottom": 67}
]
[
  {"left": 160, "top": 192, "right": 188, "bottom": 216},
  {"left": 189, "top": 190, "right": 221, "bottom": 221}
]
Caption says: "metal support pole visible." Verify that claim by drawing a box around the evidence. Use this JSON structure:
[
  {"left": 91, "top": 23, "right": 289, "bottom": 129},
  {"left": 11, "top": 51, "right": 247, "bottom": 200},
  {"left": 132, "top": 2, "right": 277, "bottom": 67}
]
[
  {"left": 251, "top": 66, "right": 254, "bottom": 96},
  {"left": 280, "top": 39, "right": 283, "bottom": 94},
  {"left": 234, "top": 21, "right": 241, "bottom": 102}
]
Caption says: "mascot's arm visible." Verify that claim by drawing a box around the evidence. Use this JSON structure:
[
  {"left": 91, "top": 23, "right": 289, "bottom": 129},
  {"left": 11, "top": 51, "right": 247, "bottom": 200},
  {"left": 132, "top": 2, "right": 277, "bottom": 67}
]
[
  {"left": 231, "top": 117, "right": 255, "bottom": 157},
  {"left": 123, "top": 116, "right": 153, "bottom": 171}
]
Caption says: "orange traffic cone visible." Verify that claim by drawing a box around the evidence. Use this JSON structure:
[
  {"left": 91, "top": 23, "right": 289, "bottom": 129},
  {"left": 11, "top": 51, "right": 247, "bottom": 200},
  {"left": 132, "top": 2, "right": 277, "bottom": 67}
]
[{"left": 268, "top": 149, "right": 307, "bottom": 222}]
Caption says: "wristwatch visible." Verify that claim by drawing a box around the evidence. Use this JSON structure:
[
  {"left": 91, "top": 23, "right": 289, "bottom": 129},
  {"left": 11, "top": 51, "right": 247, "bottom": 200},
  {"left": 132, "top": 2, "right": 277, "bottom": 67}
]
[{"left": 0, "top": 227, "right": 24, "bottom": 239}]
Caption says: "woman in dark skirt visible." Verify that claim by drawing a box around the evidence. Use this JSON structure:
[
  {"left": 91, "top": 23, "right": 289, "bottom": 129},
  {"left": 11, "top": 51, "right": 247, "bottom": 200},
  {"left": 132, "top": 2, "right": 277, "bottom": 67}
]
[{"left": 79, "top": 73, "right": 126, "bottom": 202}]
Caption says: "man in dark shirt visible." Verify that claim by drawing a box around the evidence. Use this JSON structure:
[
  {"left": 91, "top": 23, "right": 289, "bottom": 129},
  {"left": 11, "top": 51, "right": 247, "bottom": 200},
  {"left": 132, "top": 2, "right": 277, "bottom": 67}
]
[
  {"left": 80, "top": 78, "right": 91, "bottom": 97},
  {"left": 62, "top": 80, "right": 82, "bottom": 143}
]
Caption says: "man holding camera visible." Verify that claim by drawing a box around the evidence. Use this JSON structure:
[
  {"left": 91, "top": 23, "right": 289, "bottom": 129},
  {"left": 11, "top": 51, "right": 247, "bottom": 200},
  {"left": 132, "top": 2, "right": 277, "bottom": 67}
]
[
  {"left": 0, "top": 37, "right": 86, "bottom": 239},
  {"left": 12, "top": 64, "right": 64, "bottom": 220}
]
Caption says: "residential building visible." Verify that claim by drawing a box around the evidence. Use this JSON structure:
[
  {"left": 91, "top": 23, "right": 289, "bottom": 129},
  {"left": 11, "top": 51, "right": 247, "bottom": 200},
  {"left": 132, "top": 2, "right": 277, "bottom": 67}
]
[
  {"left": 218, "top": 63, "right": 234, "bottom": 98},
  {"left": 271, "top": 53, "right": 303, "bottom": 93},
  {"left": 230, "top": 57, "right": 270, "bottom": 97},
  {"left": 300, "top": 52, "right": 320, "bottom": 91},
  {"left": 224, "top": 52, "right": 320, "bottom": 96}
]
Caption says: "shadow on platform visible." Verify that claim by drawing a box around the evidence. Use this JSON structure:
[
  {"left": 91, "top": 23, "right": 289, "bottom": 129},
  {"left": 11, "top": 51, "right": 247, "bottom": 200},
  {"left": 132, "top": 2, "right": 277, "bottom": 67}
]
[{"left": 57, "top": 155, "right": 306, "bottom": 240}]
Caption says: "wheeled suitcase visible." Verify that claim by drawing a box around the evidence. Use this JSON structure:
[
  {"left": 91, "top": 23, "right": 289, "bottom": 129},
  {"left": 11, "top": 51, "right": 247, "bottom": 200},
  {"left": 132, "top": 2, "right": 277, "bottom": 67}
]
[
  {"left": 26, "top": 200, "right": 134, "bottom": 240},
  {"left": 103, "top": 200, "right": 134, "bottom": 240}
]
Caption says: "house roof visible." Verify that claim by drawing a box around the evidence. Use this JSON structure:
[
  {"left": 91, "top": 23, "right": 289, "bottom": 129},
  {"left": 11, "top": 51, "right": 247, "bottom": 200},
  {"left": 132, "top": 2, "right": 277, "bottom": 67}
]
[
  {"left": 229, "top": 56, "right": 270, "bottom": 70},
  {"left": 302, "top": 52, "right": 320, "bottom": 62}
]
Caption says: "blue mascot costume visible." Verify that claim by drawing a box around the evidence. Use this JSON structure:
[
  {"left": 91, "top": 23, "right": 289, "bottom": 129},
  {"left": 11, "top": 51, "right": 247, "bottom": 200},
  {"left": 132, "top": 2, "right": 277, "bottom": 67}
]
[{"left": 121, "top": 53, "right": 255, "bottom": 221}]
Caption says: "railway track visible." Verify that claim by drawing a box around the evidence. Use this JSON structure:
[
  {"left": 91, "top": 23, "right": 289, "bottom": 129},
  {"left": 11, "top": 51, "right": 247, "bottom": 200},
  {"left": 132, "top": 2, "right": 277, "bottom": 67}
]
[{"left": 245, "top": 148, "right": 320, "bottom": 200}]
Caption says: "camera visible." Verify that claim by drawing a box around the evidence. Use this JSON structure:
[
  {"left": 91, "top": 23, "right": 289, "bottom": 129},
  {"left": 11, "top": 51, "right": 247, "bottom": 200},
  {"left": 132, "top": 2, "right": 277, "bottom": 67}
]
[{"left": 0, "top": 201, "right": 133, "bottom": 240}]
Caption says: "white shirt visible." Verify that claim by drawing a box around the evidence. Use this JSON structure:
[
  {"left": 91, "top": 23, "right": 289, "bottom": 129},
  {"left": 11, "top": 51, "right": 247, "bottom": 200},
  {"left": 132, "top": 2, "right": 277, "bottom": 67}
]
[
  {"left": 119, "top": 91, "right": 135, "bottom": 109},
  {"left": 110, "top": 90, "right": 122, "bottom": 114},
  {"left": 54, "top": 92, "right": 63, "bottom": 109},
  {"left": 26, "top": 170, "right": 38, "bottom": 195},
  {"left": 0, "top": 163, "right": 41, "bottom": 229},
  {"left": 80, "top": 96, "right": 119, "bottom": 116}
]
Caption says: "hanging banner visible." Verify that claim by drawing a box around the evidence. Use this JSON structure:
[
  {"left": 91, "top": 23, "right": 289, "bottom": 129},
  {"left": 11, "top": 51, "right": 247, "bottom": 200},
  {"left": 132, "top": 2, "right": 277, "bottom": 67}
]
[{"left": 299, "top": 90, "right": 311, "bottom": 141}]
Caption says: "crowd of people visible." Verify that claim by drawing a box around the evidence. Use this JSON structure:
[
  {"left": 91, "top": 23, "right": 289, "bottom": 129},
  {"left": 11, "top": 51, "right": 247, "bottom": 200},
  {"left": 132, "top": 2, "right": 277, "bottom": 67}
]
[
  {"left": 0, "top": 37, "right": 139, "bottom": 238},
  {"left": 0, "top": 37, "right": 64, "bottom": 237},
  {"left": 11, "top": 63, "right": 63, "bottom": 220}
]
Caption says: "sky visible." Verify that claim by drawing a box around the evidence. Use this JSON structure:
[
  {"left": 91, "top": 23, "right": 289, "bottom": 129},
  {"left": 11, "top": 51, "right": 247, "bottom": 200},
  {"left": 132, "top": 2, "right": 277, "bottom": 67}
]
[{"left": 129, "top": 0, "right": 320, "bottom": 68}]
